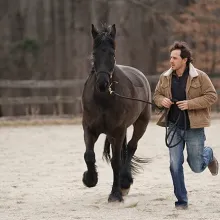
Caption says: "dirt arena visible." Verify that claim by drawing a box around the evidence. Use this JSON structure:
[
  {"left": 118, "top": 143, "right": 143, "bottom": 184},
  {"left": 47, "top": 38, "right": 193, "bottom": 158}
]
[{"left": 1, "top": 119, "right": 220, "bottom": 220}]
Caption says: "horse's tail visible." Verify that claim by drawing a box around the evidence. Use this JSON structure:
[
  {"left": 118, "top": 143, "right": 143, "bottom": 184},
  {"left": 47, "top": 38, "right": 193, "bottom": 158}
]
[
  {"left": 103, "top": 136, "right": 111, "bottom": 163},
  {"left": 130, "top": 155, "right": 150, "bottom": 175},
  {"left": 103, "top": 134, "right": 149, "bottom": 172},
  {"left": 102, "top": 135, "right": 127, "bottom": 164}
]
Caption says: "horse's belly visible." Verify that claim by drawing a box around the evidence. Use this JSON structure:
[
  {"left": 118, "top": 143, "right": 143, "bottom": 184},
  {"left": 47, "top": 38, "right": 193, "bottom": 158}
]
[
  {"left": 83, "top": 101, "right": 147, "bottom": 134},
  {"left": 105, "top": 105, "right": 144, "bottom": 128}
]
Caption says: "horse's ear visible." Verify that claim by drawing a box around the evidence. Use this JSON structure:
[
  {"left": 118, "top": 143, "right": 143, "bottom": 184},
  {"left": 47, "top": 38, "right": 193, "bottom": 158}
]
[
  {"left": 91, "top": 24, "right": 98, "bottom": 39},
  {"left": 110, "top": 24, "right": 116, "bottom": 39}
]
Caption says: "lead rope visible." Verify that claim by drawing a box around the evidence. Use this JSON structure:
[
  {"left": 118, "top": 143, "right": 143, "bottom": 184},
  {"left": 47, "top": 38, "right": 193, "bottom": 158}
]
[{"left": 108, "top": 83, "right": 187, "bottom": 148}]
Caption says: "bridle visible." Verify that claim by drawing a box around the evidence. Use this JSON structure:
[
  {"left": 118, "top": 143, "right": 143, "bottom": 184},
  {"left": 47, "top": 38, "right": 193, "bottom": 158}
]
[{"left": 93, "top": 55, "right": 116, "bottom": 86}]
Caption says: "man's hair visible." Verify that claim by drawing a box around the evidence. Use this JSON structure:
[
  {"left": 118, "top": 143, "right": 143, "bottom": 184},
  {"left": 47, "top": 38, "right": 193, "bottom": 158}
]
[{"left": 169, "top": 41, "right": 193, "bottom": 65}]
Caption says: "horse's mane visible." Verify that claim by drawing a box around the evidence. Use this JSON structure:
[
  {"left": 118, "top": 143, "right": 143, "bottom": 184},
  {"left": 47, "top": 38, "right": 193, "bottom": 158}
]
[{"left": 93, "top": 24, "right": 115, "bottom": 50}]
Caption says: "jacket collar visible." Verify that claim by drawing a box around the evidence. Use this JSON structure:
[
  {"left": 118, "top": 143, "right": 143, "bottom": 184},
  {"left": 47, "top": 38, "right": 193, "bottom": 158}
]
[{"left": 163, "top": 63, "right": 198, "bottom": 78}]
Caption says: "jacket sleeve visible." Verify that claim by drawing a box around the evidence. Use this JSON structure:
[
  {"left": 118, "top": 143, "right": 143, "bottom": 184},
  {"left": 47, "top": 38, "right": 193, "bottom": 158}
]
[
  {"left": 187, "top": 74, "right": 218, "bottom": 110},
  {"left": 153, "top": 75, "right": 166, "bottom": 108}
]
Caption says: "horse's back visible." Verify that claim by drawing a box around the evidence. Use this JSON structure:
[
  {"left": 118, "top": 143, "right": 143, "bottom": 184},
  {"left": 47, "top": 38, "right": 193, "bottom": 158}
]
[
  {"left": 116, "top": 65, "right": 149, "bottom": 86},
  {"left": 116, "top": 64, "right": 151, "bottom": 95}
]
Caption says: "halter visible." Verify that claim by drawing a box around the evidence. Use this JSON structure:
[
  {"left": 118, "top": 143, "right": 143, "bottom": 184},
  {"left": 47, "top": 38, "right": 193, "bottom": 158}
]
[{"left": 94, "top": 57, "right": 116, "bottom": 92}]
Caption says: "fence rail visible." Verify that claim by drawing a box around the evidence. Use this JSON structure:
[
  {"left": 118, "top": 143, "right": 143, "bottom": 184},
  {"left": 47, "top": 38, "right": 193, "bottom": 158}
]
[
  {"left": 0, "top": 79, "right": 85, "bottom": 88},
  {"left": 0, "top": 96, "right": 81, "bottom": 105}
]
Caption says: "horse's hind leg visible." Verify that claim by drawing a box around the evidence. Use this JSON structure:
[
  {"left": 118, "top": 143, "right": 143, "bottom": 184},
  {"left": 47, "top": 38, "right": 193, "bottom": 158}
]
[
  {"left": 128, "top": 116, "right": 149, "bottom": 158},
  {"left": 82, "top": 128, "right": 99, "bottom": 187},
  {"left": 121, "top": 112, "right": 150, "bottom": 193}
]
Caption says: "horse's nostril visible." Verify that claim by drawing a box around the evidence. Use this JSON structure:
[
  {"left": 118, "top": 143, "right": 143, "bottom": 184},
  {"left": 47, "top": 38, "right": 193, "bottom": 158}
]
[
  {"left": 97, "top": 81, "right": 109, "bottom": 92},
  {"left": 99, "top": 84, "right": 107, "bottom": 92}
]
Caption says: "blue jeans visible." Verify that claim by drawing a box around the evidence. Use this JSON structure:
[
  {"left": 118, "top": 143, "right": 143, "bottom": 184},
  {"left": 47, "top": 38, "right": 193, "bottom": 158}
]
[{"left": 168, "top": 124, "right": 213, "bottom": 203}]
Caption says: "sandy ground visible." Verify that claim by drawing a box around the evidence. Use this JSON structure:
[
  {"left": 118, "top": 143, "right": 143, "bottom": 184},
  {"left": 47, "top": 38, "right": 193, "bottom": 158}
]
[{"left": 0, "top": 119, "right": 220, "bottom": 220}]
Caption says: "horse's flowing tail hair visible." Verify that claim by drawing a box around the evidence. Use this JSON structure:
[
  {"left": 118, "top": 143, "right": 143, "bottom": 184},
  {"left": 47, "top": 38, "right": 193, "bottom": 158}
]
[
  {"left": 103, "top": 137, "right": 111, "bottom": 163},
  {"left": 102, "top": 135, "right": 149, "bottom": 175}
]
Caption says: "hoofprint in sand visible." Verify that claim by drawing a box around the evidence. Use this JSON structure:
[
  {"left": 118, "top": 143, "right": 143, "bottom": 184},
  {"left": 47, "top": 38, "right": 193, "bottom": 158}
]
[{"left": 0, "top": 119, "right": 220, "bottom": 220}]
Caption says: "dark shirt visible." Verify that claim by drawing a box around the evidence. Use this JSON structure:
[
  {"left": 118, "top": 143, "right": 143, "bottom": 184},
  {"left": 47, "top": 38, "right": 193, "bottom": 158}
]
[{"left": 168, "top": 66, "right": 190, "bottom": 129}]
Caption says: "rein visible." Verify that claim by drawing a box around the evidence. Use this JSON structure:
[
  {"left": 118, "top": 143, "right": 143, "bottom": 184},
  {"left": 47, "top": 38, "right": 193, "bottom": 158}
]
[
  {"left": 109, "top": 85, "right": 160, "bottom": 108},
  {"left": 108, "top": 84, "right": 187, "bottom": 149},
  {"left": 164, "top": 100, "right": 187, "bottom": 149}
]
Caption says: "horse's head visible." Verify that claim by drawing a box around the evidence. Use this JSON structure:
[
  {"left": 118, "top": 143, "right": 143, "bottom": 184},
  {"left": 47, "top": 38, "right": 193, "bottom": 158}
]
[{"left": 91, "top": 24, "right": 116, "bottom": 93}]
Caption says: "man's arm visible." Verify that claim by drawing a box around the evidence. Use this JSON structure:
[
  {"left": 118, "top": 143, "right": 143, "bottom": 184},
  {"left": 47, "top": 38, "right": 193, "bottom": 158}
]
[{"left": 153, "top": 75, "right": 165, "bottom": 108}]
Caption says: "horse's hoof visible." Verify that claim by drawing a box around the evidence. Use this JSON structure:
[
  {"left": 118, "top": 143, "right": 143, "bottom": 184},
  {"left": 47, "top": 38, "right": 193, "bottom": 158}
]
[
  {"left": 108, "top": 191, "right": 123, "bottom": 202},
  {"left": 82, "top": 171, "right": 98, "bottom": 187},
  {"left": 121, "top": 187, "right": 130, "bottom": 196}
]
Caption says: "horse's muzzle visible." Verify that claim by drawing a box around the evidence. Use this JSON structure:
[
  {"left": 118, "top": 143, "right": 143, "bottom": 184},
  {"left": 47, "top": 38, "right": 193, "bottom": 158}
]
[
  {"left": 96, "top": 74, "right": 110, "bottom": 92},
  {"left": 96, "top": 80, "right": 109, "bottom": 92}
]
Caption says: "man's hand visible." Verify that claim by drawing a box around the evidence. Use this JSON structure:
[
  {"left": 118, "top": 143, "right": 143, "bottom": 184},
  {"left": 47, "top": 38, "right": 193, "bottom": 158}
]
[
  {"left": 176, "top": 100, "right": 188, "bottom": 110},
  {"left": 161, "top": 98, "right": 173, "bottom": 108}
]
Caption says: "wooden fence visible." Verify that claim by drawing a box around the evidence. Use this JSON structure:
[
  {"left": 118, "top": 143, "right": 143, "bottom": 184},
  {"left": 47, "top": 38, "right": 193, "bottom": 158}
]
[
  {"left": 0, "top": 75, "right": 219, "bottom": 117},
  {"left": 0, "top": 80, "right": 84, "bottom": 105},
  {"left": 0, "top": 79, "right": 86, "bottom": 116}
]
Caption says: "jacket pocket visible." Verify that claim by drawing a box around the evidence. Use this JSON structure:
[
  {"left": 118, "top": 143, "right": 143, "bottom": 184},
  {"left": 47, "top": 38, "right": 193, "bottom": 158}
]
[
  {"left": 189, "top": 81, "right": 202, "bottom": 98},
  {"left": 161, "top": 83, "right": 171, "bottom": 98}
]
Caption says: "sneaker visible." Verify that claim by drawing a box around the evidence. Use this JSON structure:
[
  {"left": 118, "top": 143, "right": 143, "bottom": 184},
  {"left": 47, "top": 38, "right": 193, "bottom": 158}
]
[
  {"left": 175, "top": 201, "right": 188, "bottom": 210},
  {"left": 208, "top": 156, "right": 219, "bottom": 176}
]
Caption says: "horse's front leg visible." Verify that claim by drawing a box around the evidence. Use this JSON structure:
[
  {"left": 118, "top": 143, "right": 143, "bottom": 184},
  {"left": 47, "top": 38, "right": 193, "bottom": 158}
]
[
  {"left": 82, "top": 127, "right": 99, "bottom": 187},
  {"left": 108, "top": 131, "right": 125, "bottom": 202}
]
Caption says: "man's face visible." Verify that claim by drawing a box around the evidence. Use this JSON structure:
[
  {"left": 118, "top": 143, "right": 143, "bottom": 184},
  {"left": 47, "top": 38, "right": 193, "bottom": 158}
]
[{"left": 170, "top": 49, "right": 187, "bottom": 71}]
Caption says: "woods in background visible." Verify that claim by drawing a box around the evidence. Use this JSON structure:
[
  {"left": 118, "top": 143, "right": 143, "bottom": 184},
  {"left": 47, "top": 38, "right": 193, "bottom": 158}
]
[{"left": 0, "top": 0, "right": 219, "bottom": 116}]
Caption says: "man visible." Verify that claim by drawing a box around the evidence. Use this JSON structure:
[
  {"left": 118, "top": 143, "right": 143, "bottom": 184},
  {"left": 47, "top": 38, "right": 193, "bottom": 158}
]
[{"left": 153, "top": 41, "right": 218, "bottom": 209}]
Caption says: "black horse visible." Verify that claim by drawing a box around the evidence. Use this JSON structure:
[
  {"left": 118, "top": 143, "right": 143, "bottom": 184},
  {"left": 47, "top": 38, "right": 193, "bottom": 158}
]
[{"left": 82, "top": 24, "right": 151, "bottom": 202}]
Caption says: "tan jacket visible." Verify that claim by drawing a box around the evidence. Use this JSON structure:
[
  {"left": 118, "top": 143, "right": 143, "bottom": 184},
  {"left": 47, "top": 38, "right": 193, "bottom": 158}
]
[{"left": 153, "top": 63, "right": 218, "bottom": 128}]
